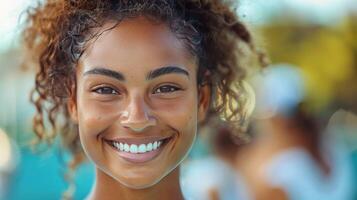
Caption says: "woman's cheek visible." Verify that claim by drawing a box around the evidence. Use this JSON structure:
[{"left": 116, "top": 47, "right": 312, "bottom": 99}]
[
  {"left": 78, "top": 98, "right": 119, "bottom": 136},
  {"left": 156, "top": 98, "right": 198, "bottom": 132}
]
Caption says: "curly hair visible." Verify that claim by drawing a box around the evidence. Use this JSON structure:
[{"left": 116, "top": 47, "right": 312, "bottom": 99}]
[{"left": 23, "top": 0, "right": 266, "bottom": 191}]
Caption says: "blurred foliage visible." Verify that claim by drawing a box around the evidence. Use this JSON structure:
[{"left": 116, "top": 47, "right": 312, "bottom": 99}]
[{"left": 259, "top": 14, "right": 357, "bottom": 112}]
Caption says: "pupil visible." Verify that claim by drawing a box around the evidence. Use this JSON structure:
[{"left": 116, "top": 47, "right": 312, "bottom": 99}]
[
  {"left": 102, "top": 88, "right": 112, "bottom": 94},
  {"left": 162, "top": 86, "right": 172, "bottom": 93}
]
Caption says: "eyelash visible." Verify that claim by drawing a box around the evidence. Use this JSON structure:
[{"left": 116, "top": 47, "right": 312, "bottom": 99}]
[
  {"left": 153, "top": 85, "right": 182, "bottom": 94},
  {"left": 93, "top": 86, "right": 119, "bottom": 95},
  {"left": 92, "top": 85, "right": 181, "bottom": 96}
]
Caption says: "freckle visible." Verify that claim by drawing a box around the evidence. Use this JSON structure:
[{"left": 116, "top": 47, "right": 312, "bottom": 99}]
[{"left": 97, "top": 116, "right": 102, "bottom": 120}]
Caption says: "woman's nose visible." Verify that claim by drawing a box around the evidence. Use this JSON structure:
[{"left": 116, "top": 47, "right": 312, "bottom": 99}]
[{"left": 120, "top": 96, "right": 156, "bottom": 132}]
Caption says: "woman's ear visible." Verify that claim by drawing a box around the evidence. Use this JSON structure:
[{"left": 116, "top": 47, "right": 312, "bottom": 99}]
[
  {"left": 198, "top": 83, "right": 211, "bottom": 123},
  {"left": 67, "top": 87, "right": 78, "bottom": 123}
]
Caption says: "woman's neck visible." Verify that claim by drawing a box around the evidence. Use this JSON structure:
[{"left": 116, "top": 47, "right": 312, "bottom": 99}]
[{"left": 87, "top": 167, "right": 185, "bottom": 200}]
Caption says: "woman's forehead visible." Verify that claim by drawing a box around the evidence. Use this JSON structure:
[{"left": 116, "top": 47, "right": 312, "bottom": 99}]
[{"left": 79, "top": 17, "right": 197, "bottom": 79}]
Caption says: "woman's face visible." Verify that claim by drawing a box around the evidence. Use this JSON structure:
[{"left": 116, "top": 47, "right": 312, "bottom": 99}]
[{"left": 69, "top": 17, "right": 210, "bottom": 189}]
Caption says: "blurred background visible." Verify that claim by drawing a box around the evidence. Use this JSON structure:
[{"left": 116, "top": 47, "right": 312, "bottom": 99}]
[{"left": 0, "top": 0, "right": 356, "bottom": 199}]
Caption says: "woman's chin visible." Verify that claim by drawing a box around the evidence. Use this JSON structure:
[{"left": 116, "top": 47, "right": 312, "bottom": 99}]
[{"left": 114, "top": 176, "right": 163, "bottom": 190}]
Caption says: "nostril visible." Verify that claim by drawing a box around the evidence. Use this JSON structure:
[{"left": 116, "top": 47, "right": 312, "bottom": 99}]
[
  {"left": 122, "top": 122, "right": 149, "bottom": 132},
  {"left": 120, "top": 113, "right": 157, "bottom": 132}
]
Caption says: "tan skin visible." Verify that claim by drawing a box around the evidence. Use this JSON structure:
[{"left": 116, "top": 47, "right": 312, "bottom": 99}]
[{"left": 68, "top": 17, "right": 211, "bottom": 200}]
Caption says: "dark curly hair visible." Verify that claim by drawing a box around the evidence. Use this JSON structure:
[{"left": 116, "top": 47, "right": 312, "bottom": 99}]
[{"left": 23, "top": 0, "right": 266, "bottom": 193}]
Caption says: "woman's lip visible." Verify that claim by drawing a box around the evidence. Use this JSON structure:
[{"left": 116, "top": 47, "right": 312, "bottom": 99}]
[
  {"left": 105, "top": 136, "right": 172, "bottom": 145},
  {"left": 116, "top": 146, "right": 163, "bottom": 163}
]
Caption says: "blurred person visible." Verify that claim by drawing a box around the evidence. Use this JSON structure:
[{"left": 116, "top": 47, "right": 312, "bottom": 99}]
[
  {"left": 181, "top": 79, "right": 257, "bottom": 200},
  {"left": 181, "top": 123, "right": 252, "bottom": 200},
  {"left": 236, "top": 64, "right": 356, "bottom": 200},
  {"left": 21, "top": 0, "right": 266, "bottom": 199},
  {"left": 0, "top": 128, "right": 19, "bottom": 200}
]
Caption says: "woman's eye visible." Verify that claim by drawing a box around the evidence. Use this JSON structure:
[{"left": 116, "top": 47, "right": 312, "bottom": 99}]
[
  {"left": 154, "top": 85, "right": 181, "bottom": 94},
  {"left": 93, "top": 87, "right": 118, "bottom": 95}
]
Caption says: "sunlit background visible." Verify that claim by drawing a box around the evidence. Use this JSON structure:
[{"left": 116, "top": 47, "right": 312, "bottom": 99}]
[{"left": 0, "top": 0, "right": 356, "bottom": 199}]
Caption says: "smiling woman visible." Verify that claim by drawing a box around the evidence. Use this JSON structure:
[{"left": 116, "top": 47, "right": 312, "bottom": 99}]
[{"left": 22, "top": 0, "right": 266, "bottom": 199}]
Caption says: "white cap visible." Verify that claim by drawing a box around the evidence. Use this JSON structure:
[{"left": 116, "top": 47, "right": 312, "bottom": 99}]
[{"left": 251, "top": 64, "right": 305, "bottom": 119}]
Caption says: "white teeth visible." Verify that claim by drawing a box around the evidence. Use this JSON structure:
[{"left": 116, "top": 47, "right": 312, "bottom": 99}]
[
  {"left": 138, "top": 144, "right": 147, "bottom": 153},
  {"left": 130, "top": 144, "right": 138, "bottom": 153},
  {"left": 147, "top": 143, "right": 153, "bottom": 151},
  {"left": 124, "top": 144, "right": 130, "bottom": 152},
  {"left": 112, "top": 140, "right": 165, "bottom": 153}
]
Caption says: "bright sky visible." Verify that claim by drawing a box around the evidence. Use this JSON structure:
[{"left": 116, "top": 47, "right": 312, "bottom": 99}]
[
  {"left": 0, "top": 0, "right": 355, "bottom": 53},
  {"left": 0, "top": 0, "right": 33, "bottom": 53},
  {"left": 238, "top": 0, "right": 356, "bottom": 25}
]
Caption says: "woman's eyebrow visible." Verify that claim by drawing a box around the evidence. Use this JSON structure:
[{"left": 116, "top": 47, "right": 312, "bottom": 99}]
[
  {"left": 83, "top": 67, "right": 125, "bottom": 81},
  {"left": 83, "top": 65, "right": 189, "bottom": 81},
  {"left": 146, "top": 66, "right": 190, "bottom": 80}
]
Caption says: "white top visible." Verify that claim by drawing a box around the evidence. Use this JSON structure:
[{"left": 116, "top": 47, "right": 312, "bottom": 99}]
[
  {"left": 181, "top": 156, "right": 252, "bottom": 200},
  {"left": 264, "top": 144, "right": 355, "bottom": 200}
]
